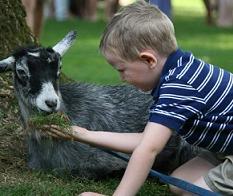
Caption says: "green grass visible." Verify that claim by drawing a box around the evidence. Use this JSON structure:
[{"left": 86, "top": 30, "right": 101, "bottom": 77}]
[
  {"left": 0, "top": 170, "right": 170, "bottom": 196},
  {"left": 1, "top": 0, "right": 233, "bottom": 195},
  {"left": 40, "top": 19, "right": 120, "bottom": 84},
  {"left": 173, "top": 0, "right": 233, "bottom": 70}
]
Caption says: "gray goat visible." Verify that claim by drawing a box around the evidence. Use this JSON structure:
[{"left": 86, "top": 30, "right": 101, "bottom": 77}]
[{"left": 0, "top": 31, "right": 198, "bottom": 178}]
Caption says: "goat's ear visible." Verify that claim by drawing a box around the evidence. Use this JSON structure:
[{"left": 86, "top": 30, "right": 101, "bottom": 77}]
[
  {"left": 52, "top": 31, "right": 77, "bottom": 57},
  {"left": 16, "top": 58, "right": 30, "bottom": 81},
  {"left": 0, "top": 56, "right": 15, "bottom": 72}
]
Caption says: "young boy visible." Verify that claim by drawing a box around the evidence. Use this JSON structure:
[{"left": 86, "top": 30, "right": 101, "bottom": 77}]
[{"left": 47, "top": 1, "right": 233, "bottom": 195}]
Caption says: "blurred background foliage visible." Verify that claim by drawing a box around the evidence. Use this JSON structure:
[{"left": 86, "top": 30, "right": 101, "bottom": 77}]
[{"left": 40, "top": 0, "right": 233, "bottom": 85}]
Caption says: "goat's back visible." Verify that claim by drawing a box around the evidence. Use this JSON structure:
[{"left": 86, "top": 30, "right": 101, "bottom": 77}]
[{"left": 60, "top": 83, "right": 152, "bottom": 131}]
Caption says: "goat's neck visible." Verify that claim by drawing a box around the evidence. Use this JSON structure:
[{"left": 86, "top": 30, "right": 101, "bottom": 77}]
[
  {"left": 14, "top": 81, "right": 31, "bottom": 128},
  {"left": 17, "top": 97, "right": 30, "bottom": 128}
]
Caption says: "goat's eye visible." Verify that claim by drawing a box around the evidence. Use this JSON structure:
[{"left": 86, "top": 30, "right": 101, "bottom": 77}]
[
  {"left": 16, "top": 68, "right": 29, "bottom": 86},
  {"left": 16, "top": 60, "right": 30, "bottom": 83},
  {"left": 16, "top": 69, "right": 29, "bottom": 81}
]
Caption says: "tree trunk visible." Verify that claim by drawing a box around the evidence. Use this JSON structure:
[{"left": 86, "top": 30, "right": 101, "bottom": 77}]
[
  {"left": 0, "top": 0, "right": 35, "bottom": 175},
  {"left": 0, "top": 0, "right": 35, "bottom": 58}
]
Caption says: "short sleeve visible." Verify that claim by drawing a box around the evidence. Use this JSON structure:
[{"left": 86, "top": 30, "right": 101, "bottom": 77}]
[{"left": 149, "top": 79, "right": 206, "bottom": 131}]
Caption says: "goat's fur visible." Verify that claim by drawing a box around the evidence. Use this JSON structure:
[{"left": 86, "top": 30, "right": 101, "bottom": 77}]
[{"left": 0, "top": 31, "right": 199, "bottom": 178}]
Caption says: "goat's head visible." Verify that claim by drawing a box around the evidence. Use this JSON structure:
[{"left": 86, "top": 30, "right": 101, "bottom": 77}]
[{"left": 0, "top": 31, "right": 77, "bottom": 114}]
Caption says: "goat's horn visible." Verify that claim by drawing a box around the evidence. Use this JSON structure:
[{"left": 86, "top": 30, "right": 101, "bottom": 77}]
[
  {"left": 0, "top": 56, "right": 15, "bottom": 72},
  {"left": 53, "top": 31, "right": 77, "bottom": 57}
]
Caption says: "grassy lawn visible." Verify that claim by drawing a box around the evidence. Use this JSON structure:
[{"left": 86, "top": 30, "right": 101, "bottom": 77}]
[
  {"left": 1, "top": 0, "right": 233, "bottom": 195},
  {"left": 40, "top": 0, "right": 233, "bottom": 84}
]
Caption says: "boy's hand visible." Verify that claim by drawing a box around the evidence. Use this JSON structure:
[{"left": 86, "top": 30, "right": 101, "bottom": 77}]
[{"left": 42, "top": 125, "right": 88, "bottom": 141}]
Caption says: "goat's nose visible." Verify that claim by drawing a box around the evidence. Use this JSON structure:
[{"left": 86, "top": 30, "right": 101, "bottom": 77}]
[{"left": 45, "top": 99, "right": 57, "bottom": 109}]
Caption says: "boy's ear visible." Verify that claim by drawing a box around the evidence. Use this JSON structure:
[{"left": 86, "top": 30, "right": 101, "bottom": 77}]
[{"left": 139, "top": 51, "right": 157, "bottom": 69}]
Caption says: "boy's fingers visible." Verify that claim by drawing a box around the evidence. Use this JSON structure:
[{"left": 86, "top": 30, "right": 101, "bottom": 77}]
[
  {"left": 49, "top": 128, "right": 74, "bottom": 140},
  {"left": 49, "top": 129, "right": 67, "bottom": 137},
  {"left": 42, "top": 125, "right": 64, "bottom": 133},
  {"left": 45, "top": 131, "right": 60, "bottom": 139},
  {"left": 40, "top": 125, "right": 74, "bottom": 140},
  {"left": 45, "top": 129, "right": 73, "bottom": 140},
  {"left": 43, "top": 124, "right": 61, "bottom": 130}
]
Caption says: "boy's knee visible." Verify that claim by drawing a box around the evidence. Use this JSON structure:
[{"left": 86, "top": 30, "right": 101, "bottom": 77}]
[
  {"left": 169, "top": 184, "right": 183, "bottom": 195},
  {"left": 169, "top": 172, "right": 190, "bottom": 195},
  {"left": 169, "top": 171, "right": 182, "bottom": 194},
  {"left": 169, "top": 184, "right": 192, "bottom": 196}
]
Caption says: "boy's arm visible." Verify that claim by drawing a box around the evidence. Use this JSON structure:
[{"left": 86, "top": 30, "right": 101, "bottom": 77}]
[
  {"left": 72, "top": 126, "right": 144, "bottom": 153},
  {"left": 46, "top": 122, "right": 172, "bottom": 195},
  {"left": 113, "top": 122, "right": 172, "bottom": 196},
  {"left": 46, "top": 125, "right": 144, "bottom": 153}
]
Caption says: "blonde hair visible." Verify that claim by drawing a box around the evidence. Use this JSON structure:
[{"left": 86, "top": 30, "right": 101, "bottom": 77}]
[{"left": 99, "top": 0, "right": 177, "bottom": 61}]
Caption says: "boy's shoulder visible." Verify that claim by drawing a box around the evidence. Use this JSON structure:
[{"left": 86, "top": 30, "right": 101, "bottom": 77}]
[
  {"left": 162, "top": 52, "right": 199, "bottom": 82},
  {"left": 161, "top": 49, "right": 197, "bottom": 79}
]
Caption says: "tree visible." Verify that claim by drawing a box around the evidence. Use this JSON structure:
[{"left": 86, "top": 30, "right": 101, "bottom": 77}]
[
  {"left": 0, "top": 0, "right": 34, "bottom": 58},
  {"left": 0, "top": 0, "right": 35, "bottom": 181}
]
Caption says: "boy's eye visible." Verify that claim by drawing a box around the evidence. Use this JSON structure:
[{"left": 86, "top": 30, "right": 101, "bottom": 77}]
[{"left": 118, "top": 69, "right": 124, "bottom": 73}]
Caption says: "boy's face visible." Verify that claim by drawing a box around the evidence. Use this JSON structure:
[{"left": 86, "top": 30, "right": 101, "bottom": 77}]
[{"left": 105, "top": 52, "right": 162, "bottom": 92}]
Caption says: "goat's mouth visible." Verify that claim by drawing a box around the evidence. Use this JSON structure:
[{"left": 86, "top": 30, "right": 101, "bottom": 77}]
[{"left": 37, "top": 108, "right": 59, "bottom": 115}]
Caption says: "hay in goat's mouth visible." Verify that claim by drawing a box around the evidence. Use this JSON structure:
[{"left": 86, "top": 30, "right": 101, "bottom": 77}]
[{"left": 28, "top": 112, "right": 72, "bottom": 135}]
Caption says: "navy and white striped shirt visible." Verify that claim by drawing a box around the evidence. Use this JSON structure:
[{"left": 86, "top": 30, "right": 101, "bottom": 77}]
[{"left": 149, "top": 49, "right": 233, "bottom": 155}]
